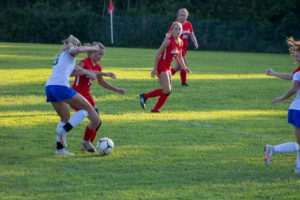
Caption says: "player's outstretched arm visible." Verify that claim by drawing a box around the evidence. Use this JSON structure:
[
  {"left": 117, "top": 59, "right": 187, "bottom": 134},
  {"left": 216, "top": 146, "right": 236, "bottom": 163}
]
[
  {"left": 71, "top": 61, "right": 97, "bottom": 80},
  {"left": 177, "top": 51, "right": 191, "bottom": 74},
  {"left": 266, "top": 68, "right": 293, "bottom": 80},
  {"left": 69, "top": 45, "right": 100, "bottom": 57},
  {"left": 97, "top": 72, "right": 116, "bottom": 79},
  {"left": 97, "top": 76, "right": 126, "bottom": 94},
  {"left": 272, "top": 80, "right": 299, "bottom": 104}
]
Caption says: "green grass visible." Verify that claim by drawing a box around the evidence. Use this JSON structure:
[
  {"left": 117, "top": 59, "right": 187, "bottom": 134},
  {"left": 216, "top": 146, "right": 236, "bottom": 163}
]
[{"left": 1, "top": 42, "right": 300, "bottom": 199}]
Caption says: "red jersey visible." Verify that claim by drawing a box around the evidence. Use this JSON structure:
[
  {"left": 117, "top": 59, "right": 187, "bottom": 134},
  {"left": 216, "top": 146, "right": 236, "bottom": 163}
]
[
  {"left": 157, "top": 36, "right": 182, "bottom": 75},
  {"left": 72, "top": 57, "right": 102, "bottom": 98},
  {"left": 168, "top": 20, "right": 193, "bottom": 51},
  {"left": 293, "top": 66, "right": 300, "bottom": 75}
]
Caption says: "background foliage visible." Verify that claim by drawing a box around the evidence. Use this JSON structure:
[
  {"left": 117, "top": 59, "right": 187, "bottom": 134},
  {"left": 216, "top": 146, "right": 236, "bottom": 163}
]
[{"left": 0, "top": 0, "right": 300, "bottom": 53}]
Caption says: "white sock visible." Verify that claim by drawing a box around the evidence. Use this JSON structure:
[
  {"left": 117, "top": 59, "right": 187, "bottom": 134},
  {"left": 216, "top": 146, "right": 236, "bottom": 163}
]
[
  {"left": 56, "top": 121, "right": 66, "bottom": 142},
  {"left": 68, "top": 110, "right": 88, "bottom": 128},
  {"left": 273, "top": 142, "right": 299, "bottom": 153},
  {"left": 296, "top": 151, "right": 300, "bottom": 168}
]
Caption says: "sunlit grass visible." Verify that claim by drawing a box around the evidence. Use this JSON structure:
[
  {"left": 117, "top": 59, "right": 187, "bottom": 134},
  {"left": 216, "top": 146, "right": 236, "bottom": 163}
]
[
  {"left": 0, "top": 68, "right": 272, "bottom": 87},
  {"left": 0, "top": 54, "right": 52, "bottom": 60},
  {"left": 1, "top": 42, "right": 300, "bottom": 200},
  {"left": 0, "top": 69, "right": 51, "bottom": 85},
  {"left": 0, "top": 111, "right": 55, "bottom": 127},
  {"left": 0, "top": 109, "right": 284, "bottom": 128},
  {"left": 0, "top": 95, "right": 45, "bottom": 105}
]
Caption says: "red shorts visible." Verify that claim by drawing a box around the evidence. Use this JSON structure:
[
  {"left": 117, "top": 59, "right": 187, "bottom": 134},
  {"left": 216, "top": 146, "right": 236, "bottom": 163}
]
[
  {"left": 157, "top": 65, "right": 171, "bottom": 76},
  {"left": 70, "top": 94, "right": 95, "bottom": 111}
]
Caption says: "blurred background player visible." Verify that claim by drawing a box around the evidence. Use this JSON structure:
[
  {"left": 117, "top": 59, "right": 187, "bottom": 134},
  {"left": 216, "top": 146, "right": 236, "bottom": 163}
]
[
  {"left": 168, "top": 8, "right": 198, "bottom": 86},
  {"left": 140, "top": 22, "right": 190, "bottom": 113},
  {"left": 264, "top": 37, "right": 300, "bottom": 173},
  {"left": 71, "top": 42, "right": 126, "bottom": 152},
  {"left": 45, "top": 35, "right": 101, "bottom": 155}
]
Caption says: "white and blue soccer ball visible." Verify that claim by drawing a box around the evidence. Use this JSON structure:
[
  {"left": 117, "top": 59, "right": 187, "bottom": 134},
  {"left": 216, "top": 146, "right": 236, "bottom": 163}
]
[{"left": 96, "top": 138, "right": 114, "bottom": 155}]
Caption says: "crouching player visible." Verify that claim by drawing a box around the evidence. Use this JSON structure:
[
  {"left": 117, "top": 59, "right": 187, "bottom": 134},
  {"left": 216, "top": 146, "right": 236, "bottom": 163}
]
[
  {"left": 45, "top": 35, "right": 101, "bottom": 155},
  {"left": 71, "top": 42, "right": 126, "bottom": 152}
]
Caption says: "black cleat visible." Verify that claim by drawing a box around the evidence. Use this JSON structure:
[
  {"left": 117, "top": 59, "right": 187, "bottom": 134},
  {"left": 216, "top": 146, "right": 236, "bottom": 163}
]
[
  {"left": 140, "top": 93, "right": 147, "bottom": 109},
  {"left": 181, "top": 83, "right": 189, "bottom": 87}
]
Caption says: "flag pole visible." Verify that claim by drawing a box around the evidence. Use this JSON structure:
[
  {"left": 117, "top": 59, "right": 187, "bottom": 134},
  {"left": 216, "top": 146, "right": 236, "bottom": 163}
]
[
  {"left": 110, "top": 10, "right": 114, "bottom": 47},
  {"left": 108, "top": 0, "right": 114, "bottom": 47}
]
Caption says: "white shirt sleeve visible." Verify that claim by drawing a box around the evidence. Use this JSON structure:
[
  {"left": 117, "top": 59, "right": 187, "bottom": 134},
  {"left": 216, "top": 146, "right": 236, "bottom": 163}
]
[{"left": 293, "top": 72, "right": 300, "bottom": 82}]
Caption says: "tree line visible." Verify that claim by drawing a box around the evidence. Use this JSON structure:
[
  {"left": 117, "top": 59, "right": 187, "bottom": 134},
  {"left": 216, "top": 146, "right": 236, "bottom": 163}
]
[{"left": 0, "top": 0, "right": 299, "bottom": 53}]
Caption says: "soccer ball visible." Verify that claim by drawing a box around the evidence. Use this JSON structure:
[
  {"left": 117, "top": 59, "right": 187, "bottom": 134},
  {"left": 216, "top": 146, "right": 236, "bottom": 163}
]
[{"left": 96, "top": 138, "right": 114, "bottom": 155}]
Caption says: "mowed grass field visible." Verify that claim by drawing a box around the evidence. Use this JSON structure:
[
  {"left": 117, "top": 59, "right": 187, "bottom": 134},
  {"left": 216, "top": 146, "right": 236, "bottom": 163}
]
[{"left": 1, "top": 42, "right": 300, "bottom": 199}]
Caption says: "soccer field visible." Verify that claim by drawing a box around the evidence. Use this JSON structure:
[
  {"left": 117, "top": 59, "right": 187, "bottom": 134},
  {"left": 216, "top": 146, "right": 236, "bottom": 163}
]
[{"left": 1, "top": 42, "right": 300, "bottom": 199}]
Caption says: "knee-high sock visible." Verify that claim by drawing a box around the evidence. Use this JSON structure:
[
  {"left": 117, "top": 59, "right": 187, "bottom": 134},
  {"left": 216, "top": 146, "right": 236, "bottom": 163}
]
[
  {"left": 171, "top": 68, "right": 176, "bottom": 75},
  {"left": 144, "top": 89, "right": 163, "bottom": 99},
  {"left": 56, "top": 121, "right": 66, "bottom": 142},
  {"left": 83, "top": 126, "right": 94, "bottom": 141},
  {"left": 90, "top": 130, "right": 98, "bottom": 143},
  {"left": 68, "top": 110, "right": 88, "bottom": 128},
  {"left": 180, "top": 69, "right": 187, "bottom": 84},
  {"left": 61, "top": 110, "right": 88, "bottom": 136},
  {"left": 152, "top": 93, "right": 169, "bottom": 111},
  {"left": 273, "top": 142, "right": 299, "bottom": 153}
]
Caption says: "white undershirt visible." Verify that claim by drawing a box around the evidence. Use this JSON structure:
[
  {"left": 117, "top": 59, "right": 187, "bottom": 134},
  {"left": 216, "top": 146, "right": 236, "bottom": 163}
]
[
  {"left": 46, "top": 49, "right": 76, "bottom": 87},
  {"left": 289, "top": 71, "right": 300, "bottom": 110}
]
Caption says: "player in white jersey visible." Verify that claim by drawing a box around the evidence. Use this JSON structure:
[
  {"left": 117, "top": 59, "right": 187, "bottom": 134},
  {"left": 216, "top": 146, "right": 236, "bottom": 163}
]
[
  {"left": 264, "top": 37, "right": 300, "bottom": 173},
  {"left": 45, "top": 35, "right": 101, "bottom": 155}
]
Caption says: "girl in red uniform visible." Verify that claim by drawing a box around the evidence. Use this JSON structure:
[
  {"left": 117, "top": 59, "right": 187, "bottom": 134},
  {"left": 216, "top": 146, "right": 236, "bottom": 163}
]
[
  {"left": 71, "top": 42, "right": 126, "bottom": 152},
  {"left": 169, "top": 8, "right": 198, "bottom": 86},
  {"left": 140, "top": 22, "right": 190, "bottom": 113}
]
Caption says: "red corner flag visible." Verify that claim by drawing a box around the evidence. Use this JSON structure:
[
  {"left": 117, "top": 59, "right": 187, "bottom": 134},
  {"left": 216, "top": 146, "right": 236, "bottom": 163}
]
[{"left": 108, "top": 0, "right": 114, "bottom": 14}]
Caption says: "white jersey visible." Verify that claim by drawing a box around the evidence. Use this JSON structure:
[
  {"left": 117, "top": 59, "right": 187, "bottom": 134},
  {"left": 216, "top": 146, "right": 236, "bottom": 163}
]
[
  {"left": 289, "top": 71, "right": 300, "bottom": 110},
  {"left": 46, "top": 49, "right": 76, "bottom": 87}
]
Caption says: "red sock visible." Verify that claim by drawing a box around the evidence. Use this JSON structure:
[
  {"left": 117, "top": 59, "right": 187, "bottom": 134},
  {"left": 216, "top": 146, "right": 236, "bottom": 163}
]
[
  {"left": 83, "top": 126, "right": 94, "bottom": 141},
  {"left": 152, "top": 93, "right": 169, "bottom": 111},
  {"left": 180, "top": 69, "right": 187, "bottom": 84},
  {"left": 171, "top": 68, "right": 176, "bottom": 75},
  {"left": 90, "top": 130, "right": 98, "bottom": 143},
  {"left": 144, "top": 88, "right": 163, "bottom": 99}
]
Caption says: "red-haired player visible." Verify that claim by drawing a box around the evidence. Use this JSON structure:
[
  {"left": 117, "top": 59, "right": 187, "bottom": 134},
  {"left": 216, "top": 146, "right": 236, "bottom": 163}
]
[
  {"left": 71, "top": 42, "right": 126, "bottom": 152},
  {"left": 140, "top": 22, "right": 190, "bottom": 113},
  {"left": 168, "top": 8, "right": 198, "bottom": 86},
  {"left": 264, "top": 37, "right": 300, "bottom": 173}
]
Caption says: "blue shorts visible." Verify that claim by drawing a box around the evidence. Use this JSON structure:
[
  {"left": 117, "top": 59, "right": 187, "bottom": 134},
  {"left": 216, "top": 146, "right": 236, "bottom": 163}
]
[
  {"left": 45, "top": 85, "right": 77, "bottom": 102},
  {"left": 288, "top": 109, "right": 300, "bottom": 128}
]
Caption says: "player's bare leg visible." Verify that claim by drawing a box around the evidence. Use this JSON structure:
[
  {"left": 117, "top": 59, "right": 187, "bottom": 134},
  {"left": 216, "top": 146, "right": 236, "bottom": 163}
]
[
  {"left": 294, "top": 127, "right": 300, "bottom": 173},
  {"left": 151, "top": 72, "right": 172, "bottom": 113}
]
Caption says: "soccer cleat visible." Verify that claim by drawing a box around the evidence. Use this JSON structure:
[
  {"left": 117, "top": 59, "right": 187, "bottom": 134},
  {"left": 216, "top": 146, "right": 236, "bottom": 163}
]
[
  {"left": 151, "top": 109, "right": 160, "bottom": 113},
  {"left": 57, "top": 127, "right": 68, "bottom": 147},
  {"left": 294, "top": 168, "right": 300, "bottom": 174},
  {"left": 140, "top": 93, "right": 147, "bottom": 109},
  {"left": 181, "top": 83, "right": 189, "bottom": 87},
  {"left": 55, "top": 148, "right": 75, "bottom": 155},
  {"left": 81, "top": 140, "right": 96, "bottom": 153},
  {"left": 264, "top": 145, "right": 274, "bottom": 167}
]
